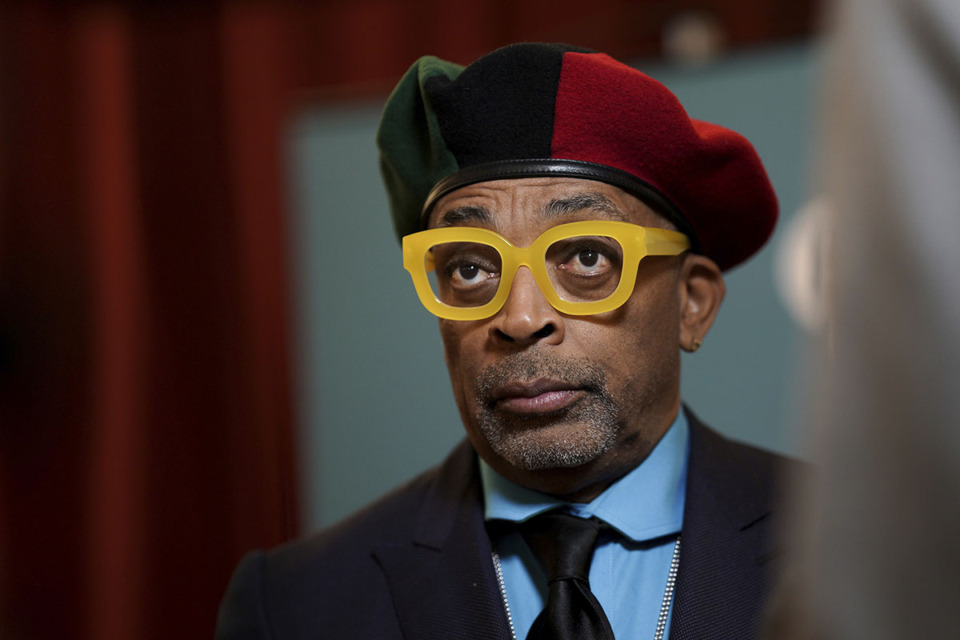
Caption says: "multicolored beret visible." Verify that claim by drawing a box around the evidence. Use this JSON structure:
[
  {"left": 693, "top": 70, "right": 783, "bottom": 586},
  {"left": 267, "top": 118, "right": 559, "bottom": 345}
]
[{"left": 376, "top": 43, "right": 778, "bottom": 271}]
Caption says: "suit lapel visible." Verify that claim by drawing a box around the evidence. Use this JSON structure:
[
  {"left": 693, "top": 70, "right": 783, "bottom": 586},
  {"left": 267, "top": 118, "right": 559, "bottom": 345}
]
[
  {"left": 372, "top": 413, "right": 785, "bottom": 639},
  {"left": 373, "top": 441, "right": 514, "bottom": 640},
  {"left": 670, "top": 409, "right": 783, "bottom": 640}
]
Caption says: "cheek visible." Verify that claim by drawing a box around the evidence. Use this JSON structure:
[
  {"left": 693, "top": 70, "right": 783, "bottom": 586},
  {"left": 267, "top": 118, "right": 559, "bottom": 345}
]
[
  {"left": 573, "top": 282, "right": 681, "bottom": 395},
  {"left": 438, "top": 321, "right": 482, "bottom": 402},
  {"left": 581, "top": 284, "right": 678, "bottom": 354}
]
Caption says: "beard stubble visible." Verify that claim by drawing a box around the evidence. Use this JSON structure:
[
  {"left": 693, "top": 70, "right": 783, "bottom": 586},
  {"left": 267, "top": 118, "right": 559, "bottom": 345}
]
[{"left": 473, "top": 351, "right": 623, "bottom": 471}]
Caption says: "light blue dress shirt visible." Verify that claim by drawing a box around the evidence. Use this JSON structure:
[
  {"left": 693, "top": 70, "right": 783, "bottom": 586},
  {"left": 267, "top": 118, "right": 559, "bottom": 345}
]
[{"left": 480, "top": 410, "right": 689, "bottom": 640}]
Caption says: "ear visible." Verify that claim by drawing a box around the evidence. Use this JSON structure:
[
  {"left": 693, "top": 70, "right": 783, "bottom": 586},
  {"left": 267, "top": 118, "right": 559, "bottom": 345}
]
[{"left": 677, "top": 254, "right": 725, "bottom": 352}]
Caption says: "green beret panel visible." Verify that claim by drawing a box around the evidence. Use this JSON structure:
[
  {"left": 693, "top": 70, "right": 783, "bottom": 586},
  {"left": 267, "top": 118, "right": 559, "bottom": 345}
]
[{"left": 376, "top": 57, "right": 463, "bottom": 240}]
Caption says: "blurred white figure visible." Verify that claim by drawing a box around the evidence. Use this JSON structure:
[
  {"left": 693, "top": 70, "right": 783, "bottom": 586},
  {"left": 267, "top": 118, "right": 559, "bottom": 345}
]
[{"left": 771, "top": 0, "right": 960, "bottom": 637}]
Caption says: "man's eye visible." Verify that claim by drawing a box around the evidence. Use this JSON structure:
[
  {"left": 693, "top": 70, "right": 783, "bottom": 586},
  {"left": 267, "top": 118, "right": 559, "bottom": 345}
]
[
  {"left": 548, "top": 236, "right": 622, "bottom": 278},
  {"left": 564, "top": 247, "right": 612, "bottom": 274},
  {"left": 456, "top": 264, "right": 481, "bottom": 281},
  {"left": 445, "top": 259, "right": 497, "bottom": 287},
  {"left": 577, "top": 249, "right": 601, "bottom": 268}
]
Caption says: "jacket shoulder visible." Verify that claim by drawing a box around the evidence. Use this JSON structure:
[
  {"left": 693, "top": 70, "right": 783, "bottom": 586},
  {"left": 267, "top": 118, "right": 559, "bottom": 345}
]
[
  {"left": 215, "top": 441, "right": 478, "bottom": 640},
  {"left": 686, "top": 407, "right": 805, "bottom": 494}
]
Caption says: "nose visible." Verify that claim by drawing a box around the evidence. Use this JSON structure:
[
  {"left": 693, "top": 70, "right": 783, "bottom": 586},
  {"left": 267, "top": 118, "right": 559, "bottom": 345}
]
[{"left": 490, "top": 267, "right": 565, "bottom": 345}]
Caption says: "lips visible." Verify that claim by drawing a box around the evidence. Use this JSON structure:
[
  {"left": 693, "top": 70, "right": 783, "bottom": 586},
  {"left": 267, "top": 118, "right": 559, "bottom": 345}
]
[{"left": 491, "top": 378, "right": 585, "bottom": 415}]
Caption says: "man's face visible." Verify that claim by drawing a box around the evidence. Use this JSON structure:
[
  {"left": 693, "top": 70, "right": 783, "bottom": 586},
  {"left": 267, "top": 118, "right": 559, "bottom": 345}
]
[{"left": 428, "top": 177, "right": 688, "bottom": 501}]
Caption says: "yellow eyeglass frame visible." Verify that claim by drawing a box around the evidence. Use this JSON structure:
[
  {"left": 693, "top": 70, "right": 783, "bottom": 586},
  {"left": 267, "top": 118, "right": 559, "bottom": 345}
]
[{"left": 402, "top": 220, "right": 690, "bottom": 321}]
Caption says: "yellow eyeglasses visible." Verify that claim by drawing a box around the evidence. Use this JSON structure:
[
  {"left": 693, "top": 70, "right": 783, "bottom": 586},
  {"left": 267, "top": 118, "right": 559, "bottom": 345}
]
[{"left": 402, "top": 220, "right": 690, "bottom": 320}]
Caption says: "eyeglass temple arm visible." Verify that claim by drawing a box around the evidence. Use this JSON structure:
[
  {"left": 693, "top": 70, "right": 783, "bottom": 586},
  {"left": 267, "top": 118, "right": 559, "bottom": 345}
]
[{"left": 645, "top": 230, "right": 691, "bottom": 255}]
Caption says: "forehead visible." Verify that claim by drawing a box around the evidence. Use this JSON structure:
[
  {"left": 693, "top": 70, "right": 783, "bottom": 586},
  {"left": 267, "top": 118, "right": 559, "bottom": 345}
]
[{"left": 426, "top": 177, "right": 670, "bottom": 231}]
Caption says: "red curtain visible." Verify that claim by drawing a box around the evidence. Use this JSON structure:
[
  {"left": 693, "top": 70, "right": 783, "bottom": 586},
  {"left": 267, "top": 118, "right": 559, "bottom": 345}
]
[
  {"left": 0, "top": 5, "right": 301, "bottom": 639},
  {"left": 0, "top": 2, "right": 816, "bottom": 639}
]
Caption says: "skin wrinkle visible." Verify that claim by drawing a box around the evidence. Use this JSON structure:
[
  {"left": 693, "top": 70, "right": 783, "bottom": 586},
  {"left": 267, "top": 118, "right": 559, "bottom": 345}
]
[
  {"left": 431, "top": 177, "right": 723, "bottom": 502},
  {"left": 438, "top": 192, "right": 627, "bottom": 230}
]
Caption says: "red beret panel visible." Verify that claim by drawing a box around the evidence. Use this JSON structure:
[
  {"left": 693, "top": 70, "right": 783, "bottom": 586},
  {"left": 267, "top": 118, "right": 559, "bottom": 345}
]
[{"left": 552, "top": 52, "right": 778, "bottom": 271}]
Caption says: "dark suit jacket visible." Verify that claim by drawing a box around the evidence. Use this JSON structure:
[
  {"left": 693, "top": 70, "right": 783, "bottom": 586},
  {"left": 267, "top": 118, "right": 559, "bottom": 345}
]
[{"left": 216, "top": 411, "right": 794, "bottom": 639}]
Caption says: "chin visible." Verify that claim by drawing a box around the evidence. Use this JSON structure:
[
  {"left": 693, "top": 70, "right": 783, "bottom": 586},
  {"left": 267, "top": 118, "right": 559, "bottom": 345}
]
[{"left": 483, "top": 420, "right": 619, "bottom": 472}]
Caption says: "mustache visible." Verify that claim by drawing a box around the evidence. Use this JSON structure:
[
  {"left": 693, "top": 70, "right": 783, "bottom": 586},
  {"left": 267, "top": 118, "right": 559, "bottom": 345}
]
[{"left": 475, "top": 352, "right": 608, "bottom": 404}]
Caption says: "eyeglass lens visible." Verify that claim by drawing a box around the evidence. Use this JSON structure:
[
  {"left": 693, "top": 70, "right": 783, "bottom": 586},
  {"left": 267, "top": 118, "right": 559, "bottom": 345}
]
[{"left": 425, "top": 235, "right": 625, "bottom": 308}]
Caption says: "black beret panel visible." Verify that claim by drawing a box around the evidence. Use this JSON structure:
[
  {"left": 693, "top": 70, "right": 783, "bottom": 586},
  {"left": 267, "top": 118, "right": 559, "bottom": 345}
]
[{"left": 425, "top": 43, "right": 591, "bottom": 168}]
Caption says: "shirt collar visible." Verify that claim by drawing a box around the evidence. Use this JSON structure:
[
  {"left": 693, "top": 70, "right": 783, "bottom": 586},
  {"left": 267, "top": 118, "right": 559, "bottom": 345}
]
[{"left": 480, "top": 409, "right": 689, "bottom": 543}]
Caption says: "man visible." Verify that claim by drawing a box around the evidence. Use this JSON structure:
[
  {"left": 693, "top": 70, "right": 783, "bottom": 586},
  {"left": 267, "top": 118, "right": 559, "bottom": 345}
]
[{"left": 216, "top": 43, "right": 792, "bottom": 640}]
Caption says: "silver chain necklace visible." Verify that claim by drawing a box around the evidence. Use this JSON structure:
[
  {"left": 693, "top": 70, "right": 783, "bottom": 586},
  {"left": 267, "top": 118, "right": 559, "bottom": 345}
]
[{"left": 491, "top": 536, "right": 681, "bottom": 640}]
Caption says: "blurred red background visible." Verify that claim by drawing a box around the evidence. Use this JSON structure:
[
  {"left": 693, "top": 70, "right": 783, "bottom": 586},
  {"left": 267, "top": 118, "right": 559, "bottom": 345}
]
[{"left": 0, "top": 2, "right": 817, "bottom": 639}]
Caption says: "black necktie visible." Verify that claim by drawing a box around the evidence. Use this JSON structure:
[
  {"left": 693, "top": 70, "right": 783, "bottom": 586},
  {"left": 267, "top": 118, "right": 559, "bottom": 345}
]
[{"left": 520, "top": 511, "right": 615, "bottom": 640}]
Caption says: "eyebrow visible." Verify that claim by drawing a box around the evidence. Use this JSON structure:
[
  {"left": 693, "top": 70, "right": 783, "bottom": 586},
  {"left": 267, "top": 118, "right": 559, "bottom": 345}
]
[
  {"left": 437, "top": 205, "right": 492, "bottom": 227},
  {"left": 543, "top": 192, "right": 626, "bottom": 220}
]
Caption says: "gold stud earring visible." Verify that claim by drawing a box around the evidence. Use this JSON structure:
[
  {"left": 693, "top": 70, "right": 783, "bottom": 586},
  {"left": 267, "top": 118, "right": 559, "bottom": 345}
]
[{"left": 690, "top": 337, "right": 702, "bottom": 352}]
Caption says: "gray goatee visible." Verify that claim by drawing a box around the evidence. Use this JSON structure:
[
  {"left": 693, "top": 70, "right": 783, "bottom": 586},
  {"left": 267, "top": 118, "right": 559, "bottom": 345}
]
[{"left": 474, "top": 352, "right": 622, "bottom": 471}]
